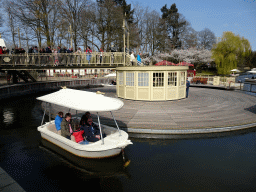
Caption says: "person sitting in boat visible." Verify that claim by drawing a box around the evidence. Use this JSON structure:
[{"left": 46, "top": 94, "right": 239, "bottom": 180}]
[
  {"left": 81, "top": 116, "right": 101, "bottom": 142},
  {"left": 55, "top": 111, "right": 63, "bottom": 135},
  {"left": 72, "top": 124, "right": 89, "bottom": 145},
  {"left": 61, "top": 113, "right": 74, "bottom": 139},
  {"left": 80, "top": 111, "right": 91, "bottom": 126}
]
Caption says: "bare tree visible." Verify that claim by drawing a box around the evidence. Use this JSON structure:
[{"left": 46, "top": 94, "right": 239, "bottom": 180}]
[
  {"left": 5, "top": 3, "right": 17, "bottom": 47},
  {"left": 9, "top": 0, "right": 60, "bottom": 48},
  {"left": 180, "top": 24, "right": 198, "bottom": 49},
  {"left": 143, "top": 10, "right": 161, "bottom": 55},
  {"left": 197, "top": 28, "right": 216, "bottom": 50},
  {"left": 58, "top": 0, "right": 90, "bottom": 51}
]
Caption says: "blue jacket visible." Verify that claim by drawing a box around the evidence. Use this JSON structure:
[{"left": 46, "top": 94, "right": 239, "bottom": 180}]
[
  {"left": 137, "top": 55, "right": 141, "bottom": 63},
  {"left": 55, "top": 115, "right": 63, "bottom": 131}
]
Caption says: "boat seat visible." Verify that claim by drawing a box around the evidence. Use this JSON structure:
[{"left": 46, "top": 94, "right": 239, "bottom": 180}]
[
  {"left": 47, "top": 122, "right": 76, "bottom": 143},
  {"left": 48, "top": 123, "right": 58, "bottom": 133}
]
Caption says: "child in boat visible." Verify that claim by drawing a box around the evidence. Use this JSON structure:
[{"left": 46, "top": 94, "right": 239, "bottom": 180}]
[
  {"left": 72, "top": 124, "right": 89, "bottom": 145},
  {"left": 55, "top": 112, "right": 63, "bottom": 135}
]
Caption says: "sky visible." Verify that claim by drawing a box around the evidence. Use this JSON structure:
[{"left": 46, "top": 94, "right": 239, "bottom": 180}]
[{"left": 127, "top": 0, "right": 256, "bottom": 51}]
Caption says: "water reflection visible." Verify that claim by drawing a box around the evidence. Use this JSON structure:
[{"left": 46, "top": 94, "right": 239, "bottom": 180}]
[
  {"left": 40, "top": 139, "right": 131, "bottom": 178},
  {"left": 1, "top": 93, "right": 256, "bottom": 192},
  {"left": 3, "top": 109, "right": 14, "bottom": 125}
]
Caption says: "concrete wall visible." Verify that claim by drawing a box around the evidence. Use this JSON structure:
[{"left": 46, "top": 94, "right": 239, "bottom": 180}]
[{"left": 0, "top": 78, "right": 113, "bottom": 100}]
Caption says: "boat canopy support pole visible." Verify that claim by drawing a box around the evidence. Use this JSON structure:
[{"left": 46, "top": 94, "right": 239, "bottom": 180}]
[
  {"left": 41, "top": 103, "right": 47, "bottom": 126},
  {"left": 49, "top": 103, "right": 51, "bottom": 121},
  {"left": 110, "top": 111, "right": 121, "bottom": 136},
  {"left": 97, "top": 112, "right": 104, "bottom": 145}
]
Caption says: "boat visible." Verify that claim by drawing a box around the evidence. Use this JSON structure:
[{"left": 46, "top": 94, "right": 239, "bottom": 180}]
[{"left": 37, "top": 88, "right": 132, "bottom": 159}]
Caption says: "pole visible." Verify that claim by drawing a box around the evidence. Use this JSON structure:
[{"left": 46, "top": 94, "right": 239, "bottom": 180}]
[
  {"left": 127, "top": 32, "right": 129, "bottom": 55},
  {"left": 123, "top": 18, "right": 126, "bottom": 66},
  {"left": 18, "top": 27, "right": 21, "bottom": 48},
  {"left": 49, "top": 103, "right": 51, "bottom": 122},
  {"left": 110, "top": 111, "right": 121, "bottom": 136},
  {"left": 41, "top": 103, "right": 47, "bottom": 126},
  {"left": 70, "top": 25, "right": 73, "bottom": 49},
  {"left": 97, "top": 112, "right": 104, "bottom": 145}
]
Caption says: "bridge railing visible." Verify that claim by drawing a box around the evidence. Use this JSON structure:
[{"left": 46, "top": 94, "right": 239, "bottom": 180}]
[{"left": 0, "top": 52, "right": 130, "bottom": 67}]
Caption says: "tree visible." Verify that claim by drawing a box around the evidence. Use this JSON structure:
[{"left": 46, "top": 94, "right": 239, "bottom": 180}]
[
  {"left": 144, "top": 10, "right": 161, "bottom": 55},
  {"left": 197, "top": 28, "right": 216, "bottom": 50},
  {"left": 10, "top": 0, "right": 60, "bottom": 48},
  {"left": 212, "top": 31, "right": 251, "bottom": 75},
  {"left": 94, "top": 0, "right": 123, "bottom": 51},
  {"left": 160, "top": 3, "right": 187, "bottom": 49},
  {"left": 58, "top": 0, "right": 90, "bottom": 51},
  {"left": 180, "top": 24, "right": 198, "bottom": 49},
  {"left": 249, "top": 51, "right": 256, "bottom": 68},
  {"left": 5, "top": 3, "right": 17, "bottom": 47}
]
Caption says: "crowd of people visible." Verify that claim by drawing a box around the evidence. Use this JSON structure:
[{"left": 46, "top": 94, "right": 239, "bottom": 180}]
[
  {"left": 1, "top": 45, "right": 142, "bottom": 66},
  {"left": 0, "top": 45, "right": 95, "bottom": 55},
  {"left": 55, "top": 111, "right": 105, "bottom": 145}
]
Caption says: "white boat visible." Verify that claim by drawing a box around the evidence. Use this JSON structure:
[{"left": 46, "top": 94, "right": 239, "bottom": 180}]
[{"left": 37, "top": 88, "right": 132, "bottom": 159}]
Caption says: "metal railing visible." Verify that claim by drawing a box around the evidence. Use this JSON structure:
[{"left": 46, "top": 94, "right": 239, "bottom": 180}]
[
  {"left": 0, "top": 52, "right": 132, "bottom": 67},
  {"left": 190, "top": 76, "right": 241, "bottom": 88}
]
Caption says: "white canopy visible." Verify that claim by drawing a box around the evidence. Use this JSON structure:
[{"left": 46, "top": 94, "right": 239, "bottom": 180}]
[{"left": 37, "top": 88, "right": 124, "bottom": 112}]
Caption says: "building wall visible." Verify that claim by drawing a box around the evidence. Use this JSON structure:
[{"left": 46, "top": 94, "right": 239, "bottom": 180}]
[{"left": 116, "top": 66, "right": 188, "bottom": 101}]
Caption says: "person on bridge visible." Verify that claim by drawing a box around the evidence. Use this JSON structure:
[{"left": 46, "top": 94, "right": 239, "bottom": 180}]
[
  {"left": 99, "top": 48, "right": 104, "bottom": 64},
  {"left": 0, "top": 46, "right": 2, "bottom": 65},
  {"left": 137, "top": 53, "right": 142, "bottom": 66},
  {"left": 130, "top": 51, "right": 135, "bottom": 66},
  {"left": 86, "top": 46, "right": 92, "bottom": 64}
]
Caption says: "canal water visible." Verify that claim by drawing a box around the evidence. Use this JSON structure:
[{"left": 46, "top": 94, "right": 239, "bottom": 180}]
[{"left": 1, "top": 92, "right": 256, "bottom": 192}]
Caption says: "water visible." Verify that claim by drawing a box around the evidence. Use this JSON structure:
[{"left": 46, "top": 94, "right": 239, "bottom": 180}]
[{"left": 1, "top": 93, "right": 256, "bottom": 192}]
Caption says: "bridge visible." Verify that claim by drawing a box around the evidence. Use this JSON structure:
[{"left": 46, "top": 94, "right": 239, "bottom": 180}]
[{"left": 0, "top": 52, "right": 133, "bottom": 83}]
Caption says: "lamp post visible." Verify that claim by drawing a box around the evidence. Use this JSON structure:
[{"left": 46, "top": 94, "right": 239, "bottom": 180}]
[
  {"left": 123, "top": 18, "right": 126, "bottom": 66},
  {"left": 18, "top": 27, "right": 21, "bottom": 48},
  {"left": 123, "top": 13, "right": 130, "bottom": 66},
  {"left": 68, "top": 25, "right": 74, "bottom": 50}
]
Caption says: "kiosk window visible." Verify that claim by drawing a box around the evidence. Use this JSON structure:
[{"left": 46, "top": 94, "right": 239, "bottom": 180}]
[
  {"left": 168, "top": 72, "right": 177, "bottom": 86},
  {"left": 126, "top": 72, "right": 134, "bottom": 86},
  {"left": 181, "top": 72, "right": 185, "bottom": 86},
  {"left": 138, "top": 73, "right": 149, "bottom": 86},
  {"left": 118, "top": 72, "right": 124, "bottom": 85},
  {"left": 153, "top": 72, "right": 164, "bottom": 87}
]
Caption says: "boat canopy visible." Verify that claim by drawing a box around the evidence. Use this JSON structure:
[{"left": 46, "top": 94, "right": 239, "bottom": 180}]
[{"left": 37, "top": 88, "right": 124, "bottom": 112}]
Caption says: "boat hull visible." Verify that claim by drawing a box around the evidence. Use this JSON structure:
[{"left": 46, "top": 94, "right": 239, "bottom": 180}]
[{"left": 38, "top": 121, "right": 132, "bottom": 159}]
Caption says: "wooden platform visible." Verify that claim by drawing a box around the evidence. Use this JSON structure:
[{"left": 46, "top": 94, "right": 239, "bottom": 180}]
[{"left": 44, "top": 86, "right": 256, "bottom": 134}]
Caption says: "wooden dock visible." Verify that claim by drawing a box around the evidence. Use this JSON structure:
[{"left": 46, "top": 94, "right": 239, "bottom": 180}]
[{"left": 44, "top": 86, "right": 256, "bottom": 135}]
